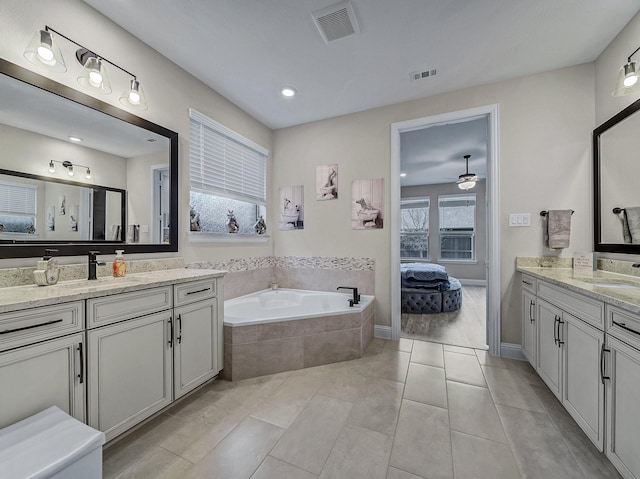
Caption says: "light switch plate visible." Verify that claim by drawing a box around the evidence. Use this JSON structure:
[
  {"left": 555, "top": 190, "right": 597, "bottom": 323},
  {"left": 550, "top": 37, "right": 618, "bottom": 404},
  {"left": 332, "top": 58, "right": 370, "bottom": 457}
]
[{"left": 509, "top": 213, "right": 531, "bottom": 227}]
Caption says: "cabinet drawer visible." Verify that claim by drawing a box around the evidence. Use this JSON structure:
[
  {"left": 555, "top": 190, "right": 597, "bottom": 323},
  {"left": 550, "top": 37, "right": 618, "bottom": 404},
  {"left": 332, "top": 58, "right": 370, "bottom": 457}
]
[
  {"left": 537, "top": 280, "right": 604, "bottom": 330},
  {"left": 0, "top": 302, "right": 84, "bottom": 352},
  {"left": 174, "top": 279, "right": 216, "bottom": 307},
  {"left": 521, "top": 274, "right": 537, "bottom": 293},
  {"left": 87, "top": 286, "right": 172, "bottom": 328},
  {"left": 606, "top": 304, "right": 640, "bottom": 349}
]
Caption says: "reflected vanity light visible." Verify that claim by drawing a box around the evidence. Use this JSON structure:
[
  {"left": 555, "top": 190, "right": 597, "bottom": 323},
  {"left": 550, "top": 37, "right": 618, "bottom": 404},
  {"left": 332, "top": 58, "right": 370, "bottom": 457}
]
[
  {"left": 48, "top": 160, "right": 92, "bottom": 180},
  {"left": 612, "top": 45, "right": 640, "bottom": 96},
  {"left": 24, "top": 26, "right": 148, "bottom": 109}
]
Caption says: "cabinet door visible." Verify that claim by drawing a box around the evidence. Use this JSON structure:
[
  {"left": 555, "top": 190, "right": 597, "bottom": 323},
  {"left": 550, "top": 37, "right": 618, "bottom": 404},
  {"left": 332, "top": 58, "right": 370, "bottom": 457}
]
[
  {"left": 0, "top": 333, "right": 85, "bottom": 429},
  {"left": 174, "top": 298, "right": 218, "bottom": 399},
  {"left": 522, "top": 290, "right": 537, "bottom": 367},
  {"left": 562, "top": 314, "right": 604, "bottom": 451},
  {"left": 605, "top": 335, "right": 640, "bottom": 479},
  {"left": 536, "top": 298, "right": 562, "bottom": 399},
  {"left": 88, "top": 311, "right": 172, "bottom": 441}
]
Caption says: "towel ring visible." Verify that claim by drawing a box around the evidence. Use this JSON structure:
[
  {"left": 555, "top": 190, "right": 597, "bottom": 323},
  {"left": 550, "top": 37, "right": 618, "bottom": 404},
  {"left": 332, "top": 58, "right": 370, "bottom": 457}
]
[
  {"left": 540, "top": 210, "right": 574, "bottom": 217},
  {"left": 613, "top": 207, "right": 625, "bottom": 214}
]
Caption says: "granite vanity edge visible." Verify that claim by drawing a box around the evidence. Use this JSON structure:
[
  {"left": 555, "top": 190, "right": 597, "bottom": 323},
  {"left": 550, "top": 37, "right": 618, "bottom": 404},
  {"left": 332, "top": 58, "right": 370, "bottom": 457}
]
[
  {"left": 0, "top": 268, "right": 227, "bottom": 314},
  {"left": 516, "top": 266, "right": 640, "bottom": 315}
]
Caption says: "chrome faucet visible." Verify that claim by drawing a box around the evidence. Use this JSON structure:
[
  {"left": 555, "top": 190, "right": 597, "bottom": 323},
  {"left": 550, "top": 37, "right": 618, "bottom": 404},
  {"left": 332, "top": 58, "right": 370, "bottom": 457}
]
[
  {"left": 88, "top": 251, "right": 106, "bottom": 280},
  {"left": 337, "top": 286, "right": 360, "bottom": 306}
]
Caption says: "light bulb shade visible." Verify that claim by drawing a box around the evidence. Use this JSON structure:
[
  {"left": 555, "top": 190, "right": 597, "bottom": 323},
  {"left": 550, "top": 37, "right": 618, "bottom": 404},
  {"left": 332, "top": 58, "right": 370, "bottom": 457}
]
[
  {"left": 76, "top": 49, "right": 111, "bottom": 94},
  {"left": 119, "top": 79, "right": 148, "bottom": 110},
  {"left": 612, "top": 61, "right": 640, "bottom": 97},
  {"left": 457, "top": 178, "right": 476, "bottom": 190},
  {"left": 48, "top": 160, "right": 56, "bottom": 173},
  {"left": 85, "top": 168, "right": 92, "bottom": 180},
  {"left": 24, "top": 29, "right": 67, "bottom": 72}
]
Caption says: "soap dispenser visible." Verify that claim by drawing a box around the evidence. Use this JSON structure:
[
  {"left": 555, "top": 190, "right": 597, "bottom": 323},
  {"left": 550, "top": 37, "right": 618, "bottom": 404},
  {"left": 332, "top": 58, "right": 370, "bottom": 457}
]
[
  {"left": 33, "top": 249, "right": 60, "bottom": 286},
  {"left": 113, "top": 250, "right": 126, "bottom": 277}
]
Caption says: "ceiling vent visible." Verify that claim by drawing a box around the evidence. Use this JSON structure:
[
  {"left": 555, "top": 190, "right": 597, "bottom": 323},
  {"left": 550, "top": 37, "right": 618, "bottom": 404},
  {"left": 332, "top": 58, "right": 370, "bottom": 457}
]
[
  {"left": 312, "top": 1, "right": 360, "bottom": 44},
  {"left": 410, "top": 69, "right": 438, "bottom": 82}
]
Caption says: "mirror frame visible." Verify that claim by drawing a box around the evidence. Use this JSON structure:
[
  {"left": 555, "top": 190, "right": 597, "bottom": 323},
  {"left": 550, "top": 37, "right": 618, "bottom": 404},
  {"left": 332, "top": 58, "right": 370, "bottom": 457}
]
[
  {"left": 594, "top": 95, "right": 640, "bottom": 254},
  {"left": 0, "top": 58, "right": 178, "bottom": 259}
]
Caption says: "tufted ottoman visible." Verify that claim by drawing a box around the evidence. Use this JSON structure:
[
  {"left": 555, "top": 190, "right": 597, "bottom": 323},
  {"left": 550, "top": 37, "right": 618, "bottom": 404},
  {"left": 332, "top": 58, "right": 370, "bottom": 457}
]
[{"left": 401, "top": 277, "right": 463, "bottom": 314}]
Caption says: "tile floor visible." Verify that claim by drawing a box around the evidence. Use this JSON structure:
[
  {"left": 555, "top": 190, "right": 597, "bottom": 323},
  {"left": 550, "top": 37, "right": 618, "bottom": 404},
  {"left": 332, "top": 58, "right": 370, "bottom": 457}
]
[
  {"left": 103, "top": 338, "right": 621, "bottom": 479},
  {"left": 401, "top": 286, "right": 487, "bottom": 350}
]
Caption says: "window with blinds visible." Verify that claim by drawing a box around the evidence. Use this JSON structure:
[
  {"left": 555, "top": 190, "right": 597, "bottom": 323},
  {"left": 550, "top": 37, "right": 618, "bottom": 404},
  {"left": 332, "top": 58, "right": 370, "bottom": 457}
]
[
  {"left": 0, "top": 180, "right": 37, "bottom": 235},
  {"left": 438, "top": 194, "right": 476, "bottom": 260},
  {"left": 189, "top": 109, "right": 269, "bottom": 235}
]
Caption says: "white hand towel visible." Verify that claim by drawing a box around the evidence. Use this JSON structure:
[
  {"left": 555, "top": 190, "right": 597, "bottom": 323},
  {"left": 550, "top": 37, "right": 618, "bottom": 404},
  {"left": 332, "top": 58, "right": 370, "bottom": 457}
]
[{"left": 547, "top": 210, "right": 572, "bottom": 249}]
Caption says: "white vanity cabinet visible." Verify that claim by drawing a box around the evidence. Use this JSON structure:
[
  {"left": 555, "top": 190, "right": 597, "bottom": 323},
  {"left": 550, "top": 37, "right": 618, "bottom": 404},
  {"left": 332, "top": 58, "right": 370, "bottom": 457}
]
[
  {"left": 0, "top": 302, "right": 85, "bottom": 429},
  {"left": 521, "top": 274, "right": 537, "bottom": 367},
  {"left": 173, "top": 279, "right": 222, "bottom": 399},
  {"left": 522, "top": 276, "right": 606, "bottom": 451},
  {"left": 87, "top": 287, "right": 174, "bottom": 441},
  {"left": 604, "top": 306, "right": 640, "bottom": 479}
]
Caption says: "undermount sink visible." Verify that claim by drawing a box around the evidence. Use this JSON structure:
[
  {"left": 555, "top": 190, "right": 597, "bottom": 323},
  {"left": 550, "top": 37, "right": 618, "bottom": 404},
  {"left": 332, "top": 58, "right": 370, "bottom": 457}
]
[{"left": 578, "top": 278, "right": 640, "bottom": 289}]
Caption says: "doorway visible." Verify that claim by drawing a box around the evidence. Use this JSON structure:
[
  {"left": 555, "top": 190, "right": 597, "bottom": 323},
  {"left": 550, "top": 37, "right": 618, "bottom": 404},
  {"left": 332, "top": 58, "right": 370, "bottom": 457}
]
[{"left": 391, "top": 104, "right": 500, "bottom": 355}]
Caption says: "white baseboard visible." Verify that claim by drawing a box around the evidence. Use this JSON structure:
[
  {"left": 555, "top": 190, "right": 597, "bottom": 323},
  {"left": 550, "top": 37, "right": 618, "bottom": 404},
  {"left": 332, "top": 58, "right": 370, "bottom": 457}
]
[
  {"left": 500, "top": 342, "right": 526, "bottom": 360},
  {"left": 374, "top": 325, "right": 392, "bottom": 339},
  {"left": 459, "top": 279, "right": 487, "bottom": 286}
]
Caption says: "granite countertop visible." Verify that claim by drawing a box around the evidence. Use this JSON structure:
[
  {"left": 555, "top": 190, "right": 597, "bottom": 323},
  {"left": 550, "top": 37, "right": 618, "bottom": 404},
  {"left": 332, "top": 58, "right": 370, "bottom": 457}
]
[
  {"left": 517, "top": 265, "right": 640, "bottom": 315},
  {"left": 0, "top": 268, "right": 226, "bottom": 314}
]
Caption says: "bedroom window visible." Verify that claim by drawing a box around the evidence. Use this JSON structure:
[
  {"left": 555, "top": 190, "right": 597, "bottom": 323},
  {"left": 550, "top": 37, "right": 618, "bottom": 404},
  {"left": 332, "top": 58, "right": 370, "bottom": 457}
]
[
  {"left": 400, "top": 198, "right": 429, "bottom": 259},
  {"left": 189, "top": 109, "right": 268, "bottom": 237},
  {"left": 438, "top": 194, "right": 475, "bottom": 260}
]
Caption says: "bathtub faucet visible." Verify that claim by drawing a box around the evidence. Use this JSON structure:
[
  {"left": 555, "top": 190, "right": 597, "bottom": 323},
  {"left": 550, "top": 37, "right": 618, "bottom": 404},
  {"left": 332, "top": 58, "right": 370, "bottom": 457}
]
[{"left": 337, "top": 286, "right": 360, "bottom": 306}]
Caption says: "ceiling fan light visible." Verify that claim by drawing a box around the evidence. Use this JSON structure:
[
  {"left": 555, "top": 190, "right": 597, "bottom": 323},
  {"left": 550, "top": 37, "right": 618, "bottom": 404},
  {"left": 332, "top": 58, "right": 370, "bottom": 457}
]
[
  {"left": 456, "top": 154, "right": 477, "bottom": 190},
  {"left": 24, "top": 29, "right": 67, "bottom": 72}
]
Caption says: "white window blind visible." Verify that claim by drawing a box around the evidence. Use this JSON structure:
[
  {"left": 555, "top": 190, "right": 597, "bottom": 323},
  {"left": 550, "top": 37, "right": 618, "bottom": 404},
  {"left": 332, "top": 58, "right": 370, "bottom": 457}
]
[
  {"left": 189, "top": 109, "right": 268, "bottom": 205},
  {"left": 0, "top": 181, "right": 36, "bottom": 216}
]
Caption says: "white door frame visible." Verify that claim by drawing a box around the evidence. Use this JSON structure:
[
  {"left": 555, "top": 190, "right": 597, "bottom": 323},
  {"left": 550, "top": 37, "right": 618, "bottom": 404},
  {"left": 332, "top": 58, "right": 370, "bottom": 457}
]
[{"left": 390, "top": 104, "right": 501, "bottom": 355}]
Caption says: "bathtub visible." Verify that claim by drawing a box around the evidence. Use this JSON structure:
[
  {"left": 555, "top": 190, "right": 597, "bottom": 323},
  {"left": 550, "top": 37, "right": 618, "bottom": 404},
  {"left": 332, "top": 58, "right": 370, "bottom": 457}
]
[
  {"left": 224, "top": 288, "right": 374, "bottom": 326},
  {"left": 223, "top": 288, "right": 375, "bottom": 380}
]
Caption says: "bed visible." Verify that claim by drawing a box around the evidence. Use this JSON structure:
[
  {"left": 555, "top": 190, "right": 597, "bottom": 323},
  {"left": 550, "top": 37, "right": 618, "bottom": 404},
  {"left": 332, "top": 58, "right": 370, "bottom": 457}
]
[{"left": 401, "top": 263, "right": 462, "bottom": 314}]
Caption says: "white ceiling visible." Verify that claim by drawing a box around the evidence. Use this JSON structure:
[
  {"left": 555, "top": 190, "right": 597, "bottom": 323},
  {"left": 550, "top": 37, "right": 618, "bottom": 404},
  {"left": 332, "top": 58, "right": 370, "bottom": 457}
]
[
  {"left": 84, "top": 0, "right": 640, "bottom": 130},
  {"left": 400, "top": 116, "right": 488, "bottom": 187}
]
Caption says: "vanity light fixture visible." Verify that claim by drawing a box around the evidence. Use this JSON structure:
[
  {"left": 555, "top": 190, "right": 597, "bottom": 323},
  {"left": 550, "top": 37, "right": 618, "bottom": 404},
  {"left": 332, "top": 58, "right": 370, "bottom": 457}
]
[
  {"left": 48, "top": 160, "right": 92, "bottom": 180},
  {"left": 24, "top": 26, "right": 148, "bottom": 110},
  {"left": 612, "top": 45, "right": 640, "bottom": 96},
  {"left": 457, "top": 154, "right": 477, "bottom": 191},
  {"left": 68, "top": 136, "right": 82, "bottom": 142}
]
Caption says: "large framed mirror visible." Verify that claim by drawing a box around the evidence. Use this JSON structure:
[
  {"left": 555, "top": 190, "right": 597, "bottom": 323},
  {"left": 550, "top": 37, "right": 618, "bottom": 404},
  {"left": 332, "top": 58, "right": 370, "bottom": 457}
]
[
  {"left": 594, "top": 96, "right": 640, "bottom": 254},
  {"left": 0, "top": 58, "right": 178, "bottom": 258}
]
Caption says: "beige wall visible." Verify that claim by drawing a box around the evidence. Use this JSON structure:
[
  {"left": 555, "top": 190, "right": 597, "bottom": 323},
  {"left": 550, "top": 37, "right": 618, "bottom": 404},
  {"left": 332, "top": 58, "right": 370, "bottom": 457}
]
[
  {"left": 273, "top": 64, "right": 595, "bottom": 342},
  {"left": 0, "top": 0, "right": 273, "bottom": 266}
]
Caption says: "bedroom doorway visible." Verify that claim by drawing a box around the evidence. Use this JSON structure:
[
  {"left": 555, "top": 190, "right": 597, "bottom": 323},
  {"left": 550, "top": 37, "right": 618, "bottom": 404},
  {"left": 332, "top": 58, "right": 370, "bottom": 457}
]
[{"left": 390, "top": 105, "right": 500, "bottom": 355}]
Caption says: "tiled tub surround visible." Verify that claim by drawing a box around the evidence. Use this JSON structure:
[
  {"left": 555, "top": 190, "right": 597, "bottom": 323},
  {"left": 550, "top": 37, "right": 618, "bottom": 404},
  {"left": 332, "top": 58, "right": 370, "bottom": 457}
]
[
  {"left": 187, "top": 256, "right": 375, "bottom": 301},
  {"left": 223, "top": 292, "right": 375, "bottom": 380}
]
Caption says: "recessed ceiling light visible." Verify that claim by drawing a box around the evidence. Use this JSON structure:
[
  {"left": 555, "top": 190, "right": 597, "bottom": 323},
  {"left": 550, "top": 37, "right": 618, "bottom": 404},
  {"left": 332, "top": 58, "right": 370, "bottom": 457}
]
[
  {"left": 400, "top": 172, "right": 407, "bottom": 177},
  {"left": 281, "top": 86, "right": 297, "bottom": 97},
  {"left": 68, "top": 136, "right": 82, "bottom": 142}
]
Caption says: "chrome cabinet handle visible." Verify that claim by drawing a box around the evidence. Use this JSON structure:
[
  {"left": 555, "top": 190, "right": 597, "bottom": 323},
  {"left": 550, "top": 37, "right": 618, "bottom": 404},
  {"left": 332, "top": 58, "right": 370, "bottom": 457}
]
[
  {"left": 77, "top": 342, "right": 84, "bottom": 384},
  {"left": 186, "top": 287, "right": 211, "bottom": 296},
  {"left": 177, "top": 314, "right": 182, "bottom": 344},
  {"left": 0, "top": 318, "right": 63, "bottom": 335},
  {"left": 612, "top": 320, "right": 640, "bottom": 337},
  {"left": 529, "top": 300, "right": 535, "bottom": 323},
  {"left": 557, "top": 318, "right": 564, "bottom": 346},
  {"left": 168, "top": 317, "right": 173, "bottom": 348},
  {"left": 554, "top": 315, "right": 559, "bottom": 345},
  {"left": 600, "top": 344, "right": 610, "bottom": 384}
]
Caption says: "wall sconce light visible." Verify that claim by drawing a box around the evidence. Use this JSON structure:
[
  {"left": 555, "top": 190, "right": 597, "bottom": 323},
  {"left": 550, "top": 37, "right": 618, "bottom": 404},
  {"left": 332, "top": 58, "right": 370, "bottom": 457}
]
[
  {"left": 48, "top": 160, "right": 92, "bottom": 180},
  {"left": 457, "top": 154, "right": 477, "bottom": 191},
  {"left": 24, "top": 26, "right": 148, "bottom": 110},
  {"left": 612, "top": 46, "right": 640, "bottom": 97}
]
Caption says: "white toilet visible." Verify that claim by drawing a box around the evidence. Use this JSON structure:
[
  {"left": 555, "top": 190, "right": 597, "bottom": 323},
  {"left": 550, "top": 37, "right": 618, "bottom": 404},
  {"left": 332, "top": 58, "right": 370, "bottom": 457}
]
[{"left": 0, "top": 406, "right": 105, "bottom": 478}]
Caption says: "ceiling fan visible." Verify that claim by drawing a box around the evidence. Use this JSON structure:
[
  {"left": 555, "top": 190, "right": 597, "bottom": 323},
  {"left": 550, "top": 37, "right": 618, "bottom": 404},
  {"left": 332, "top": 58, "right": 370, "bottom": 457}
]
[{"left": 457, "top": 154, "right": 477, "bottom": 190}]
